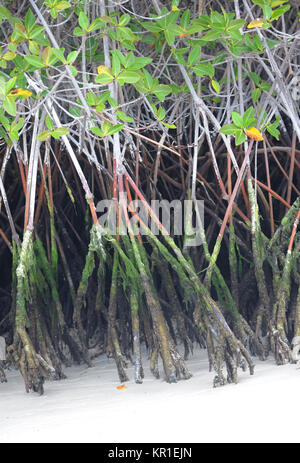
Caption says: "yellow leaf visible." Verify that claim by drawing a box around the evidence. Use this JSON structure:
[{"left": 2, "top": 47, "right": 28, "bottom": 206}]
[
  {"left": 116, "top": 385, "right": 127, "bottom": 390},
  {"left": 244, "top": 127, "right": 264, "bottom": 141},
  {"left": 97, "top": 65, "right": 113, "bottom": 76},
  {"left": 247, "top": 18, "right": 265, "bottom": 29},
  {"left": 3, "top": 52, "right": 16, "bottom": 61},
  {"left": 9, "top": 88, "right": 32, "bottom": 98},
  {"left": 271, "top": 0, "right": 288, "bottom": 7}
]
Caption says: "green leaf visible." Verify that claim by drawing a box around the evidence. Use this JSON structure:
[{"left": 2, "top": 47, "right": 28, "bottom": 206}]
[
  {"left": 116, "top": 70, "right": 142, "bottom": 85},
  {"left": 73, "top": 26, "right": 85, "bottom": 36},
  {"left": 232, "top": 111, "right": 243, "bottom": 128},
  {"left": 5, "top": 77, "right": 17, "bottom": 94},
  {"left": 69, "top": 106, "right": 82, "bottom": 117},
  {"left": 251, "top": 88, "right": 261, "bottom": 103},
  {"left": 249, "top": 71, "right": 261, "bottom": 86},
  {"left": 164, "top": 29, "right": 176, "bottom": 46},
  {"left": 193, "top": 63, "right": 214, "bottom": 78},
  {"left": 117, "top": 26, "right": 135, "bottom": 41},
  {"left": 141, "top": 22, "right": 162, "bottom": 33},
  {"left": 112, "top": 54, "right": 121, "bottom": 76},
  {"left": 69, "top": 65, "right": 78, "bottom": 77},
  {"left": 228, "top": 19, "right": 245, "bottom": 31},
  {"left": 211, "top": 79, "right": 220, "bottom": 93},
  {"left": 67, "top": 51, "right": 78, "bottom": 64},
  {"left": 54, "top": 1, "right": 71, "bottom": 10},
  {"left": 97, "top": 91, "right": 110, "bottom": 104},
  {"left": 187, "top": 15, "right": 210, "bottom": 34},
  {"left": 161, "top": 121, "right": 177, "bottom": 129},
  {"left": 90, "top": 126, "right": 104, "bottom": 137},
  {"left": 14, "top": 117, "right": 24, "bottom": 132},
  {"left": 49, "top": 8, "right": 58, "bottom": 19},
  {"left": 51, "top": 127, "right": 69, "bottom": 139},
  {"left": 143, "top": 69, "right": 154, "bottom": 90},
  {"left": 266, "top": 116, "right": 280, "bottom": 140},
  {"left": 119, "top": 14, "right": 130, "bottom": 26},
  {"left": 3, "top": 97, "right": 16, "bottom": 116},
  {"left": 235, "top": 129, "right": 246, "bottom": 146},
  {"left": 106, "top": 123, "right": 124, "bottom": 136},
  {"left": 24, "top": 55, "right": 45, "bottom": 68},
  {"left": 201, "top": 30, "right": 223, "bottom": 41},
  {"left": 0, "top": 6, "right": 11, "bottom": 23},
  {"left": 127, "top": 57, "right": 152, "bottom": 70},
  {"left": 242, "top": 106, "right": 256, "bottom": 128},
  {"left": 112, "top": 50, "right": 126, "bottom": 67},
  {"left": 157, "top": 106, "right": 166, "bottom": 120},
  {"left": 116, "top": 110, "right": 134, "bottom": 122},
  {"left": 24, "top": 9, "right": 35, "bottom": 32},
  {"left": 2, "top": 51, "right": 15, "bottom": 61},
  {"left": 88, "top": 17, "right": 105, "bottom": 32},
  {"left": 95, "top": 74, "right": 114, "bottom": 85},
  {"left": 13, "top": 23, "right": 27, "bottom": 40},
  {"left": 95, "top": 103, "right": 105, "bottom": 113},
  {"left": 78, "top": 12, "right": 89, "bottom": 31},
  {"left": 0, "top": 114, "right": 10, "bottom": 130},
  {"left": 262, "top": 5, "right": 272, "bottom": 20},
  {"left": 266, "top": 125, "right": 279, "bottom": 140},
  {"left": 9, "top": 130, "right": 19, "bottom": 141},
  {"left": 152, "top": 84, "right": 172, "bottom": 102},
  {"left": 45, "top": 115, "right": 53, "bottom": 131},
  {"left": 181, "top": 10, "right": 190, "bottom": 30},
  {"left": 260, "top": 82, "right": 271, "bottom": 92},
  {"left": 188, "top": 46, "right": 201, "bottom": 66},
  {"left": 107, "top": 96, "right": 117, "bottom": 107},
  {"left": 123, "top": 51, "right": 135, "bottom": 68},
  {"left": 32, "top": 33, "right": 49, "bottom": 47},
  {"left": 120, "top": 40, "right": 136, "bottom": 51},
  {"left": 29, "top": 25, "right": 45, "bottom": 40},
  {"left": 37, "top": 130, "right": 51, "bottom": 141},
  {"left": 169, "top": 84, "right": 182, "bottom": 94},
  {"left": 228, "top": 30, "right": 243, "bottom": 41},
  {"left": 8, "top": 43, "right": 17, "bottom": 53},
  {"left": 86, "top": 92, "right": 98, "bottom": 106},
  {"left": 219, "top": 123, "right": 238, "bottom": 135},
  {"left": 28, "top": 40, "right": 40, "bottom": 55}
]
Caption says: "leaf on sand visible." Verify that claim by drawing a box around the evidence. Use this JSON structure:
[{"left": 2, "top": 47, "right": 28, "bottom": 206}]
[
  {"left": 247, "top": 19, "right": 265, "bottom": 29},
  {"left": 244, "top": 127, "right": 264, "bottom": 141},
  {"left": 116, "top": 385, "right": 127, "bottom": 390}
]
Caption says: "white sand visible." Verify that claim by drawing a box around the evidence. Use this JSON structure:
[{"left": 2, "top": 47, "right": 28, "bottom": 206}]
[{"left": 0, "top": 347, "right": 299, "bottom": 443}]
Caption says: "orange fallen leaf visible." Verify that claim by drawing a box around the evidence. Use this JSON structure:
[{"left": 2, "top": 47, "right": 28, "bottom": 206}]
[
  {"left": 116, "top": 385, "right": 127, "bottom": 390},
  {"left": 247, "top": 18, "right": 265, "bottom": 29},
  {"left": 244, "top": 127, "right": 264, "bottom": 141}
]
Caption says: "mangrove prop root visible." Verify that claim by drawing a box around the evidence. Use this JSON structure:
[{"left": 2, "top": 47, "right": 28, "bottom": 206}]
[
  {"left": 0, "top": 362, "right": 7, "bottom": 383},
  {"left": 150, "top": 347, "right": 159, "bottom": 379},
  {"left": 270, "top": 321, "right": 292, "bottom": 365},
  {"left": 73, "top": 225, "right": 104, "bottom": 367},
  {"left": 291, "top": 336, "right": 300, "bottom": 363},
  {"left": 248, "top": 178, "right": 271, "bottom": 337},
  {"left": 291, "top": 285, "right": 300, "bottom": 362},
  {"left": 130, "top": 290, "right": 144, "bottom": 384},
  {"left": 108, "top": 251, "right": 129, "bottom": 383},
  {"left": 154, "top": 254, "right": 193, "bottom": 360},
  {"left": 8, "top": 330, "right": 55, "bottom": 395}
]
